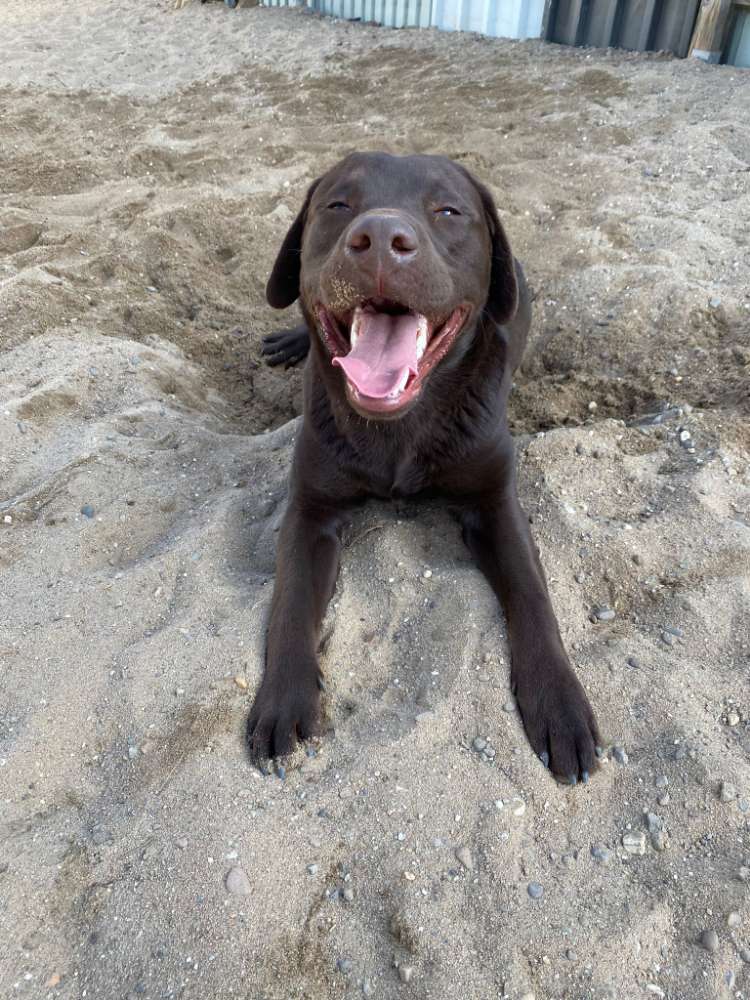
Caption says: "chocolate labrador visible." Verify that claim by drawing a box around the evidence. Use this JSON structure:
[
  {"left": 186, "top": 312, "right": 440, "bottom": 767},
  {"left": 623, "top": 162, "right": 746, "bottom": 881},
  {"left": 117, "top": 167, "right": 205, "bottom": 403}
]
[{"left": 249, "top": 152, "right": 600, "bottom": 783}]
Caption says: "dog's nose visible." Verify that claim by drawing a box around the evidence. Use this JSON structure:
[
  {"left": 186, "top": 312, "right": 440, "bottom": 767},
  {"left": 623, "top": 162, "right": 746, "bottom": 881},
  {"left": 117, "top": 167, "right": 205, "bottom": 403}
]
[{"left": 346, "top": 214, "right": 418, "bottom": 260}]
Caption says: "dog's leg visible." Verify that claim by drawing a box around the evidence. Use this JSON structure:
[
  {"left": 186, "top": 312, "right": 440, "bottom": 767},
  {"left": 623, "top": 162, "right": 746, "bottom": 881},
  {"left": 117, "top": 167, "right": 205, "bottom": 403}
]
[
  {"left": 247, "top": 492, "right": 343, "bottom": 761},
  {"left": 261, "top": 323, "right": 310, "bottom": 368},
  {"left": 461, "top": 482, "right": 600, "bottom": 784}
]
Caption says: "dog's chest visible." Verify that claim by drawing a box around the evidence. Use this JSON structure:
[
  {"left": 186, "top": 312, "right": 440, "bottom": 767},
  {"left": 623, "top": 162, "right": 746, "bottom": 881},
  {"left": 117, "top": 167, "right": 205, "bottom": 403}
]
[{"left": 341, "top": 439, "right": 430, "bottom": 499}]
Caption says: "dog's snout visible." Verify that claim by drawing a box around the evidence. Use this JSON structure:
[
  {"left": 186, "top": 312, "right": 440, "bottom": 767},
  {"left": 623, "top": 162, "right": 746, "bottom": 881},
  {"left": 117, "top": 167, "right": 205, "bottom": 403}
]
[{"left": 346, "top": 214, "right": 418, "bottom": 260}]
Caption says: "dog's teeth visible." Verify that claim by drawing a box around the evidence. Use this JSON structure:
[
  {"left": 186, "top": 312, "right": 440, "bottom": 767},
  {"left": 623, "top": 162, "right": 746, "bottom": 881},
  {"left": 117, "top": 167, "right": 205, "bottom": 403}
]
[
  {"left": 387, "top": 370, "right": 410, "bottom": 399},
  {"left": 415, "top": 316, "right": 429, "bottom": 361},
  {"left": 349, "top": 310, "right": 361, "bottom": 350}
]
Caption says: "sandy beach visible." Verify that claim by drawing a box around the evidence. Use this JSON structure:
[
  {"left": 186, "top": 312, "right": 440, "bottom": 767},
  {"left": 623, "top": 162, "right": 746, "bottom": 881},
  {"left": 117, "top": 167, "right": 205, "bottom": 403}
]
[{"left": 1, "top": 2, "right": 749, "bottom": 998}]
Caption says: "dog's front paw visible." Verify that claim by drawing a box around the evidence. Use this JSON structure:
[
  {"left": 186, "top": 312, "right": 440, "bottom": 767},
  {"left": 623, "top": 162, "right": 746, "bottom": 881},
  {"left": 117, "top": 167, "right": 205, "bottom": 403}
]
[
  {"left": 246, "top": 667, "right": 321, "bottom": 762},
  {"left": 260, "top": 324, "right": 310, "bottom": 368},
  {"left": 513, "top": 658, "right": 600, "bottom": 784}
]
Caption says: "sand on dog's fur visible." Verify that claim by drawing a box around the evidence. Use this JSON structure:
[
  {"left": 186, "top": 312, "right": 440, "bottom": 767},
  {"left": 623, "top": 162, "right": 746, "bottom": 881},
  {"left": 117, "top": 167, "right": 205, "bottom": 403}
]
[{"left": 1, "top": 2, "right": 749, "bottom": 998}]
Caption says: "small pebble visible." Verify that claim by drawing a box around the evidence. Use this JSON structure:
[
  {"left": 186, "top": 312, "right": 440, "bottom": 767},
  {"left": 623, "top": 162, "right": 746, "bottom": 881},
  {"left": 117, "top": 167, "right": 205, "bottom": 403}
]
[
  {"left": 422, "top": 569, "right": 432, "bottom": 579},
  {"left": 233, "top": 676, "right": 248, "bottom": 690},
  {"left": 565, "top": 948, "right": 577, "bottom": 961},
  {"left": 657, "top": 793, "right": 670, "bottom": 806},
  {"left": 175, "top": 838, "right": 188, "bottom": 850},
  {"left": 591, "top": 845, "right": 611, "bottom": 863},
  {"left": 472, "top": 737, "right": 487, "bottom": 752},
  {"left": 646, "top": 813, "right": 663, "bottom": 834},
  {"left": 336, "top": 958, "right": 353, "bottom": 976},
  {"left": 740, "top": 948, "right": 750, "bottom": 963},
  {"left": 622, "top": 832, "right": 646, "bottom": 855},
  {"left": 593, "top": 605, "right": 615, "bottom": 622},
  {"left": 726, "top": 710, "right": 740, "bottom": 727},
  {"left": 613, "top": 746, "right": 628, "bottom": 765},
  {"left": 655, "top": 775, "right": 669, "bottom": 788},
  {"left": 455, "top": 847, "right": 473, "bottom": 871},
  {"left": 510, "top": 797, "right": 526, "bottom": 817},
  {"left": 720, "top": 781, "right": 737, "bottom": 803},
  {"left": 342, "top": 887, "right": 355, "bottom": 902},
  {"left": 527, "top": 881, "right": 544, "bottom": 899},
  {"left": 363, "top": 982, "right": 375, "bottom": 997},
  {"left": 398, "top": 965, "right": 414, "bottom": 984},
  {"left": 128, "top": 745, "right": 139, "bottom": 760},
  {"left": 307, "top": 864, "right": 319, "bottom": 876},
  {"left": 661, "top": 632, "right": 674, "bottom": 646},
  {"left": 699, "top": 929, "right": 719, "bottom": 953},
  {"left": 727, "top": 911, "right": 741, "bottom": 928},
  {"left": 651, "top": 830, "right": 668, "bottom": 852},
  {"left": 225, "top": 866, "right": 251, "bottom": 896},
  {"left": 80, "top": 504, "right": 95, "bottom": 518},
  {"left": 502, "top": 700, "right": 516, "bottom": 713}
]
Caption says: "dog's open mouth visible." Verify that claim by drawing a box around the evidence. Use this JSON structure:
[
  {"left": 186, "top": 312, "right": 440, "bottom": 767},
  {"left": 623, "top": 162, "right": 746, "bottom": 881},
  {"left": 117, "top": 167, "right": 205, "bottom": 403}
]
[{"left": 316, "top": 299, "right": 469, "bottom": 415}]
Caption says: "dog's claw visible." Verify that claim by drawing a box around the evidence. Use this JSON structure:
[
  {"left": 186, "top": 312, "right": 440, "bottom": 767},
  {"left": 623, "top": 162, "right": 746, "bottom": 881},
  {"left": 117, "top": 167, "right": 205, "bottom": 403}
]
[
  {"left": 540, "top": 751, "right": 550, "bottom": 768},
  {"left": 595, "top": 746, "right": 604, "bottom": 759},
  {"left": 582, "top": 770, "right": 589, "bottom": 784}
]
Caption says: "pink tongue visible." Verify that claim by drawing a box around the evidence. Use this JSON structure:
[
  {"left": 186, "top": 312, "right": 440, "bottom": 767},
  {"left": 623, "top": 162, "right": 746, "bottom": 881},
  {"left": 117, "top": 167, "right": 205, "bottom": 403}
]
[{"left": 333, "top": 312, "right": 419, "bottom": 399}]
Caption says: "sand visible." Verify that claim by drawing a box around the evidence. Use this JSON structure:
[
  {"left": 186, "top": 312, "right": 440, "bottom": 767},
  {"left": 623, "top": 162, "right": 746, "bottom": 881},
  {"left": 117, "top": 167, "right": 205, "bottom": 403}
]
[{"left": 1, "top": 2, "right": 749, "bottom": 998}]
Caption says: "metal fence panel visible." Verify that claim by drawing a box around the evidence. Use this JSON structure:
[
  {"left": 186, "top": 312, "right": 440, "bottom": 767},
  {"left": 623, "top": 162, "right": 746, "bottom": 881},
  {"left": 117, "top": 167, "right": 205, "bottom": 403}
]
[
  {"left": 546, "top": 0, "right": 700, "bottom": 56},
  {"left": 726, "top": 10, "right": 750, "bottom": 66},
  {"left": 262, "top": 0, "right": 546, "bottom": 38}
]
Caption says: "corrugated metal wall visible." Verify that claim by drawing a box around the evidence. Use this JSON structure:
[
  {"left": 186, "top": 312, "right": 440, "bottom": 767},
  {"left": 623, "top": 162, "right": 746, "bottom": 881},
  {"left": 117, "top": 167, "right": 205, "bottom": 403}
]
[
  {"left": 726, "top": 9, "right": 750, "bottom": 66},
  {"left": 262, "top": 0, "right": 547, "bottom": 39},
  {"left": 544, "top": 0, "right": 700, "bottom": 57},
  {"left": 262, "top": 0, "right": 704, "bottom": 54}
]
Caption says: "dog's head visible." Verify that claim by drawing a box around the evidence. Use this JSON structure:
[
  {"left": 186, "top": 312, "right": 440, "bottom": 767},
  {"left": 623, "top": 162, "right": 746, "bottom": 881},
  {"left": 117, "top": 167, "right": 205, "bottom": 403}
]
[{"left": 267, "top": 152, "right": 518, "bottom": 419}]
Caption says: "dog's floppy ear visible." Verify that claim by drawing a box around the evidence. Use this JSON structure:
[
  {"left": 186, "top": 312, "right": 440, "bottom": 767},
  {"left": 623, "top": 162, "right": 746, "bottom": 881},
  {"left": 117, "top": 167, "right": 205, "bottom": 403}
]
[
  {"left": 473, "top": 178, "right": 519, "bottom": 326},
  {"left": 266, "top": 179, "right": 320, "bottom": 310}
]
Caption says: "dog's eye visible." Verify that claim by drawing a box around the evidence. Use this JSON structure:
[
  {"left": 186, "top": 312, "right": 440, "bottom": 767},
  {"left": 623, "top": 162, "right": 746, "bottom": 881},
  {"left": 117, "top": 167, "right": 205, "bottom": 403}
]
[
  {"left": 327, "top": 201, "right": 351, "bottom": 211},
  {"left": 435, "top": 206, "right": 461, "bottom": 217}
]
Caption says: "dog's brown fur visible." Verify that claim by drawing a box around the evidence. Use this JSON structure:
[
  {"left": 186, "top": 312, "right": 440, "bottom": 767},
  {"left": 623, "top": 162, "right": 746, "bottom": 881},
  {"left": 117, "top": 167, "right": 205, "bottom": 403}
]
[{"left": 249, "top": 152, "right": 600, "bottom": 783}]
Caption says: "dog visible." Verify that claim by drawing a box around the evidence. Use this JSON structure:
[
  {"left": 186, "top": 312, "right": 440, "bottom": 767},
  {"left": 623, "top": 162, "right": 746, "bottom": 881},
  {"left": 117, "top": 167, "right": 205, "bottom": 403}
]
[{"left": 248, "top": 152, "right": 601, "bottom": 783}]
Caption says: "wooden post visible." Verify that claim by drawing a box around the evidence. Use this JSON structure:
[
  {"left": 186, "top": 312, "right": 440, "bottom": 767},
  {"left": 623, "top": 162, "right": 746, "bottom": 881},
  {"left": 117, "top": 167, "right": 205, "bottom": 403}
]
[{"left": 689, "top": 0, "right": 735, "bottom": 62}]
